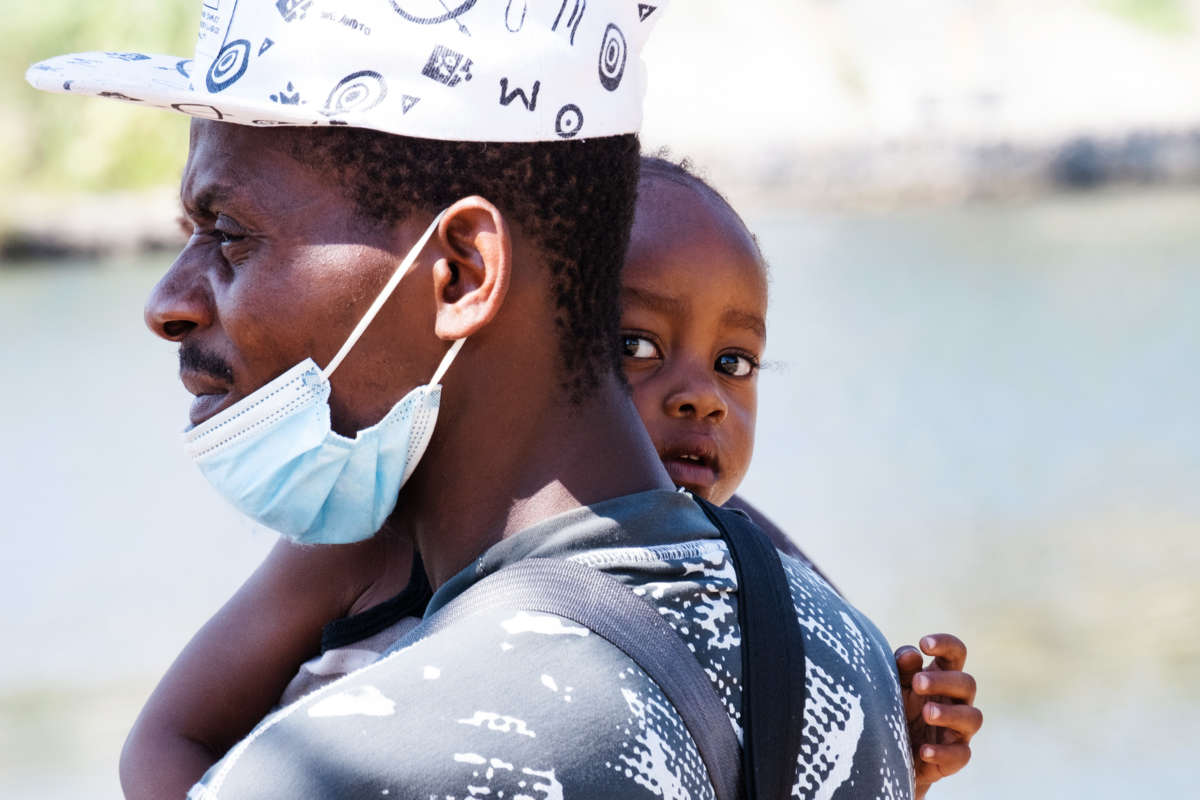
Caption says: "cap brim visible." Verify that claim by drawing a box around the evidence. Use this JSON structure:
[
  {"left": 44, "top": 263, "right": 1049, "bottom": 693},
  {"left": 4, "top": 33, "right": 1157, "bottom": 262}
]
[{"left": 26, "top": 51, "right": 321, "bottom": 126}]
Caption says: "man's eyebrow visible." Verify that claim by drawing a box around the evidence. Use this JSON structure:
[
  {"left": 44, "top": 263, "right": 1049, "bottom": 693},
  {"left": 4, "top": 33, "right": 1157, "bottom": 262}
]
[
  {"left": 183, "top": 182, "right": 240, "bottom": 217},
  {"left": 620, "top": 286, "right": 688, "bottom": 317},
  {"left": 721, "top": 307, "right": 767, "bottom": 339}
]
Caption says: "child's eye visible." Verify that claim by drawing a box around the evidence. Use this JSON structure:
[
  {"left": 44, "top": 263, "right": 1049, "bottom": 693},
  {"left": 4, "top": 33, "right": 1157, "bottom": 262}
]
[
  {"left": 620, "top": 334, "right": 661, "bottom": 360},
  {"left": 715, "top": 352, "right": 758, "bottom": 378}
]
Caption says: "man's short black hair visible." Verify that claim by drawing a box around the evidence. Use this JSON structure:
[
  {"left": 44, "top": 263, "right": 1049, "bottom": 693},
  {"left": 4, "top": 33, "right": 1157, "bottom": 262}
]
[{"left": 283, "top": 129, "right": 641, "bottom": 401}]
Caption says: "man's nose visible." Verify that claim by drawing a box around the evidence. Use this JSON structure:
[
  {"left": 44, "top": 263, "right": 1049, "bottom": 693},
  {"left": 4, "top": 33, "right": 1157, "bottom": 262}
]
[
  {"left": 663, "top": 366, "right": 728, "bottom": 424},
  {"left": 144, "top": 247, "right": 213, "bottom": 341}
]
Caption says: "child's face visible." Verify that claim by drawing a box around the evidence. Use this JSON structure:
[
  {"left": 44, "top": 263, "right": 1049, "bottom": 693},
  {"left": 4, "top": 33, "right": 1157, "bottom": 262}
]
[{"left": 621, "top": 176, "right": 768, "bottom": 506}]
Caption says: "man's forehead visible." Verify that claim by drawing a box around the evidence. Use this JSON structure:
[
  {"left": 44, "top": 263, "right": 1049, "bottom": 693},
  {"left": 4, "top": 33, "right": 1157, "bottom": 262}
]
[
  {"left": 187, "top": 119, "right": 286, "bottom": 166},
  {"left": 180, "top": 131, "right": 249, "bottom": 213},
  {"left": 182, "top": 122, "right": 311, "bottom": 211},
  {"left": 184, "top": 122, "right": 249, "bottom": 196}
]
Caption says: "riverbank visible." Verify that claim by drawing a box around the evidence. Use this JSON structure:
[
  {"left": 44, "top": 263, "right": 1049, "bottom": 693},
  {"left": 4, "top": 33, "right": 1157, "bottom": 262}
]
[
  {"left": 7, "top": 0, "right": 1200, "bottom": 259},
  {"left": 4, "top": 127, "right": 1199, "bottom": 261},
  {"left": 692, "top": 126, "right": 1200, "bottom": 213},
  {"left": 1, "top": 187, "right": 185, "bottom": 262}
]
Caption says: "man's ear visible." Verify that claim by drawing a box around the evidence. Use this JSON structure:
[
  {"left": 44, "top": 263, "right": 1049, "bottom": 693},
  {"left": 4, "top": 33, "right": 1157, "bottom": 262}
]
[{"left": 430, "top": 195, "right": 512, "bottom": 341}]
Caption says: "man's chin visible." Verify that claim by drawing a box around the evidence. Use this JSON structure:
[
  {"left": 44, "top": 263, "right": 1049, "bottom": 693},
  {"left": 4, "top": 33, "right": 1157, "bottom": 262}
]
[{"left": 189, "top": 392, "right": 232, "bottom": 427}]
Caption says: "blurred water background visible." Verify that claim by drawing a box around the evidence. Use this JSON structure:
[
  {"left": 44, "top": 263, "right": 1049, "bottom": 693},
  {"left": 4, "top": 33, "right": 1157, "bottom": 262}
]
[
  {"left": 3, "top": 190, "right": 1197, "bottom": 798},
  {"left": 2, "top": 1, "right": 1199, "bottom": 798}
]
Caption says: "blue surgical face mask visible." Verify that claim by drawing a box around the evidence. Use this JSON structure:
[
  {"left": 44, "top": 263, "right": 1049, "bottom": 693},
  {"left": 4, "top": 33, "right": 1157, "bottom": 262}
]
[{"left": 182, "top": 211, "right": 462, "bottom": 545}]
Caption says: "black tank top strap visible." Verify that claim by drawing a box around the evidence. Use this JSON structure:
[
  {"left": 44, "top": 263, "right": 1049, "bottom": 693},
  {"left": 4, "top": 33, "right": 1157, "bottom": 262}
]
[{"left": 319, "top": 553, "right": 433, "bottom": 652}]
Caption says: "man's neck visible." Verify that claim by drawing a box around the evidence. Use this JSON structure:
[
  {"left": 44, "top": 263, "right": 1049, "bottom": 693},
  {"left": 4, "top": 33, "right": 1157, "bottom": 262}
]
[{"left": 395, "top": 374, "right": 674, "bottom": 589}]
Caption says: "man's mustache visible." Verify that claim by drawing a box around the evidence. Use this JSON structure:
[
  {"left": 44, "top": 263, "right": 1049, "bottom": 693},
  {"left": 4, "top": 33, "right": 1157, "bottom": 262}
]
[{"left": 178, "top": 342, "right": 234, "bottom": 384}]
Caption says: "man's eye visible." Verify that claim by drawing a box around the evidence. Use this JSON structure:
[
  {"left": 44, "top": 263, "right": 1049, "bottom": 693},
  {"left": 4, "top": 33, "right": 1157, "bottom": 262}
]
[
  {"left": 715, "top": 352, "right": 757, "bottom": 377},
  {"left": 213, "top": 214, "right": 247, "bottom": 246},
  {"left": 620, "top": 335, "right": 660, "bottom": 359}
]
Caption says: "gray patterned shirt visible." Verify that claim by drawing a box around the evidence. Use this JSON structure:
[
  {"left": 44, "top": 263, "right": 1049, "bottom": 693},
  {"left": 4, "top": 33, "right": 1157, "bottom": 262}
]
[{"left": 190, "top": 490, "right": 913, "bottom": 799}]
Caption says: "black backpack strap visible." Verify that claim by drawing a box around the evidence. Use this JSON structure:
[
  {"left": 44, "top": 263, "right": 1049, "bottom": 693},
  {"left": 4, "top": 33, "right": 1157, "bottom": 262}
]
[
  {"left": 408, "top": 556, "right": 742, "bottom": 800},
  {"left": 695, "top": 497, "right": 807, "bottom": 800}
]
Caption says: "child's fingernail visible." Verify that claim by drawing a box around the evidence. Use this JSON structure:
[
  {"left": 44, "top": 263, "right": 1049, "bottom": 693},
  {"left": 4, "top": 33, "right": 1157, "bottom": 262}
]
[
  {"left": 922, "top": 746, "right": 936, "bottom": 760},
  {"left": 914, "top": 674, "right": 929, "bottom": 691},
  {"left": 921, "top": 636, "right": 936, "bottom": 650},
  {"left": 927, "top": 704, "right": 941, "bottom": 719}
]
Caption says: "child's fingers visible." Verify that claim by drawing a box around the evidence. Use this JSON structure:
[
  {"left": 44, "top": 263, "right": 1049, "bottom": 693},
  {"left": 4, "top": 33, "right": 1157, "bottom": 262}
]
[
  {"left": 913, "top": 670, "right": 977, "bottom": 703},
  {"left": 922, "top": 701, "right": 984, "bottom": 738},
  {"left": 918, "top": 633, "right": 967, "bottom": 671},
  {"left": 894, "top": 645, "right": 924, "bottom": 683},
  {"left": 916, "top": 742, "right": 973, "bottom": 778}
]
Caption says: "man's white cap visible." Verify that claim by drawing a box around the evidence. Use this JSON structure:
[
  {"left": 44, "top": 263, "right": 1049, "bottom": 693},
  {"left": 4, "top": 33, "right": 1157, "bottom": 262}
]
[{"left": 26, "top": 0, "right": 667, "bottom": 142}]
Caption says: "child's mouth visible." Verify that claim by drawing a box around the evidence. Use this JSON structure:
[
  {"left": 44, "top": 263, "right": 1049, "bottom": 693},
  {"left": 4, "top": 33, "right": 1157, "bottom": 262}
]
[{"left": 660, "top": 440, "right": 719, "bottom": 494}]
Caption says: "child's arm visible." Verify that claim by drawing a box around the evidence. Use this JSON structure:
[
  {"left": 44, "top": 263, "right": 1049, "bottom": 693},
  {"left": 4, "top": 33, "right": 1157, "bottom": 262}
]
[
  {"left": 894, "top": 633, "right": 983, "bottom": 799},
  {"left": 119, "top": 531, "right": 411, "bottom": 800}
]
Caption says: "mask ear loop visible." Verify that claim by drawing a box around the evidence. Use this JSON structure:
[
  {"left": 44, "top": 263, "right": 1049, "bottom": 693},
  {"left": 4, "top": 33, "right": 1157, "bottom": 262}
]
[
  {"left": 429, "top": 336, "right": 465, "bottom": 386},
  {"left": 322, "top": 209, "right": 448, "bottom": 381}
]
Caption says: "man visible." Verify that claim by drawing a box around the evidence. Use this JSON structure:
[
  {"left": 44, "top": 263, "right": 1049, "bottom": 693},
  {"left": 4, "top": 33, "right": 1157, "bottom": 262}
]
[{"left": 28, "top": 2, "right": 915, "bottom": 797}]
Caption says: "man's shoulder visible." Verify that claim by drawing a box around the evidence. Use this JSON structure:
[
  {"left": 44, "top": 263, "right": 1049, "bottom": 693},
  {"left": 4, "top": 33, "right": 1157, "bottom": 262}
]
[
  {"left": 775, "top": 551, "right": 916, "bottom": 798},
  {"left": 193, "top": 602, "right": 716, "bottom": 799}
]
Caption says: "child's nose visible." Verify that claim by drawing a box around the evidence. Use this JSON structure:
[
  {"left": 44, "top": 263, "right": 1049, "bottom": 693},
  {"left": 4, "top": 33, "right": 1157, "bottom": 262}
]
[{"left": 664, "top": 373, "right": 727, "bottom": 423}]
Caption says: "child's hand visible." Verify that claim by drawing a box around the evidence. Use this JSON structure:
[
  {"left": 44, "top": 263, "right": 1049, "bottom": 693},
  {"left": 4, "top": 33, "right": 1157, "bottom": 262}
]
[{"left": 894, "top": 633, "right": 982, "bottom": 799}]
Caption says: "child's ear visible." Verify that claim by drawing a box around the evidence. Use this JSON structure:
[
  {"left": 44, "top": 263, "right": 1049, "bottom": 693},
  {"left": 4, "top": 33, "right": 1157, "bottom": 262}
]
[{"left": 429, "top": 195, "right": 512, "bottom": 341}]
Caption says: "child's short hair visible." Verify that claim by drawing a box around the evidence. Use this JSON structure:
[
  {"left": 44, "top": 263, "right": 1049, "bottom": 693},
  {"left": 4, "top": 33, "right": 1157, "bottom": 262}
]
[{"left": 638, "top": 152, "right": 766, "bottom": 265}]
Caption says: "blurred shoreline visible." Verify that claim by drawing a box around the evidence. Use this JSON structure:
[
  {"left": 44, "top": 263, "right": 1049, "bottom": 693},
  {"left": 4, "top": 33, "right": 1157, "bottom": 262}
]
[
  {"left": 4, "top": 125, "right": 1199, "bottom": 262},
  {"left": 8, "top": 1, "right": 1200, "bottom": 260}
]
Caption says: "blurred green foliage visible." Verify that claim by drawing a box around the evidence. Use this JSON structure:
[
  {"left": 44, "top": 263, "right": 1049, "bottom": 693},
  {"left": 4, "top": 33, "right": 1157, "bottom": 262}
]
[
  {"left": 1099, "top": 0, "right": 1194, "bottom": 34},
  {"left": 2, "top": 1, "right": 194, "bottom": 196}
]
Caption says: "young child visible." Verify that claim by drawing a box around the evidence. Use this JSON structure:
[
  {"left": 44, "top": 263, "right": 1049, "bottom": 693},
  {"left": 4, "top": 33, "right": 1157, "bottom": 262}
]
[
  {"left": 122, "top": 158, "right": 981, "bottom": 800},
  {"left": 622, "top": 156, "right": 982, "bottom": 796}
]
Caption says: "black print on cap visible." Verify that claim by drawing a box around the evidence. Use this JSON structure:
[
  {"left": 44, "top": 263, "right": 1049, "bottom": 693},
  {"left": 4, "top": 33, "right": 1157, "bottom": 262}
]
[
  {"left": 552, "top": 0, "right": 586, "bottom": 45},
  {"left": 637, "top": 4, "right": 657, "bottom": 22},
  {"left": 98, "top": 91, "right": 144, "bottom": 102},
  {"left": 172, "top": 103, "right": 225, "bottom": 120},
  {"left": 505, "top": 0, "right": 526, "bottom": 33},
  {"left": 389, "top": 1, "right": 477, "bottom": 25},
  {"left": 323, "top": 71, "right": 387, "bottom": 115},
  {"left": 499, "top": 77, "right": 540, "bottom": 111},
  {"left": 597, "top": 23, "right": 626, "bottom": 91},
  {"left": 276, "top": 0, "right": 313, "bottom": 23},
  {"left": 270, "top": 81, "right": 301, "bottom": 105},
  {"left": 421, "top": 45, "right": 473, "bottom": 87},
  {"left": 555, "top": 103, "right": 584, "bottom": 138},
  {"left": 206, "top": 39, "right": 251, "bottom": 93}
]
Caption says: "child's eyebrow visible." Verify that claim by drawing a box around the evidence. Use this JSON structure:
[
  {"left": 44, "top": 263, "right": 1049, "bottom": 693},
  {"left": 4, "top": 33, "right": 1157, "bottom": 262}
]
[
  {"left": 621, "top": 286, "right": 687, "bottom": 317},
  {"left": 721, "top": 308, "right": 767, "bottom": 339}
]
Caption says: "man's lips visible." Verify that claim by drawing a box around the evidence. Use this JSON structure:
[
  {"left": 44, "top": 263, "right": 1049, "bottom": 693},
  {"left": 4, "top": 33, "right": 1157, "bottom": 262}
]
[
  {"left": 658, "top": 436, "right": 721, "bottom": 493},
  {"left": 180, "top": 370, "right": 233, "bottom": 426}
]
